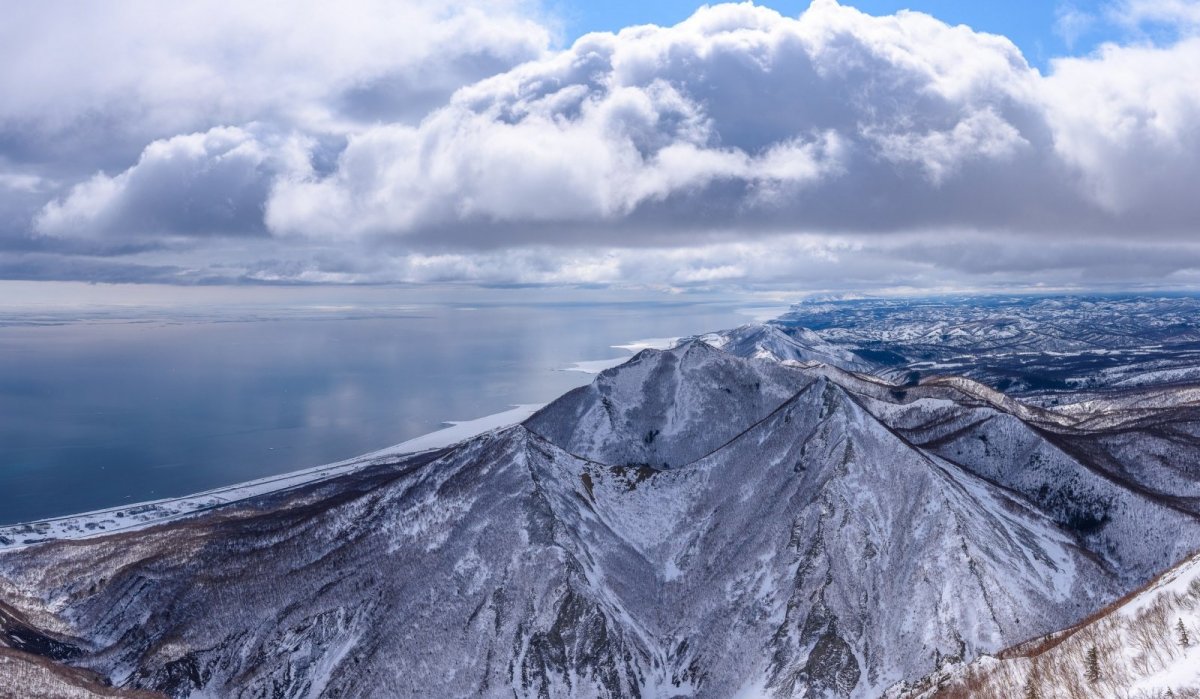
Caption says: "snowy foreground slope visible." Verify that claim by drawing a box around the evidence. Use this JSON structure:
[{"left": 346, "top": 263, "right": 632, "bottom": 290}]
[
  {"left": 2, "top": 315, "right": 1200, "bottom": 696},
  {"left": 887, "top": 552, "right": 1200, "bottom": 698}
]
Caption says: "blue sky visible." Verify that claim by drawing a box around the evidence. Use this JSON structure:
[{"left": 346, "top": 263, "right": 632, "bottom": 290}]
[{"left": 555, "top": 0, "right": 1123, "bottom": 69}]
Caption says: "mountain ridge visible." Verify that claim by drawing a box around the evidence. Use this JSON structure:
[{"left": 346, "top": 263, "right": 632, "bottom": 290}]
[{"left": 2, "top": 328, "right": 1200, "bottom": 697}]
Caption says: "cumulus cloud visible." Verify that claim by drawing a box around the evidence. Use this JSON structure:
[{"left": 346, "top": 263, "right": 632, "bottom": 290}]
[
  {"left": 868, "top": 108, "right": 1026, "bottom": 185},
  {"left": 0, "top": 0, "right": 549, "bottom": 244},
  {"left": 1042, "top": 37, "right": 1200, "bottom": 226},
  {"left": 0, "top": 0, "right": 549, "bottom": 176},
  {"left": 36, "top": 127, "right": 276, "bottom": 241},
  {"left": 267, "top": 1, "right": 1060, "bottom": 242},
  {"left": 259, "top": 0, "right": 1200, "bottom": 245},
  {"left": 5, "top": 0, "right": 1200, "bottom": 290}
]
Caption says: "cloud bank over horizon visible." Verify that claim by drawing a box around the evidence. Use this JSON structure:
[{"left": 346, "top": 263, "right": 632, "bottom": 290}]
[{"left": 3, "top": 0, "right": 1200, "bottom": 292}]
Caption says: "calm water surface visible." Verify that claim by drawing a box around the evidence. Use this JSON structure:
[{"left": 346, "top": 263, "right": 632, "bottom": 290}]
[{"left": 0, "top": 297, "right": 756, "bottom": 523}]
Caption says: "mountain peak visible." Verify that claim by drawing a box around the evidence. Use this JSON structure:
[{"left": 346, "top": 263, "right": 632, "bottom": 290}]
[
  {"left": 700, "top": 322, "right": 872, "bottom": 372},
  {"left": 526, "top": 339, "right": 814, "bottom": 468},
  {"left": 5, "top": 315, "right": 1200, "bottom": 698}
]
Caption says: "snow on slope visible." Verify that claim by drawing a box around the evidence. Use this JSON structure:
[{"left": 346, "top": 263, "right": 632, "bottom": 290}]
[
  {"left": 564, "top": 337, "right": 682, "bottom": 374},
  {"left": 0, "top": 404, "right": 543, "bottom": 552},
  {"left": 534, "top": 349, "right": 1123, "bottom": 696},
  {"left": 700, "top": 323, "right": 871, "bottom": 371},
  {"left": 528, "top": 340, "right": 813, "bottom": 468},
  {"left": 887, "top": 552, "right": 1200, "bottom": 698},
  {"left": 2, "top": 339, "right": 1200, "bottom": 698},
  {"left": 0, "top": 646, "right": 163, "bottom": 699}
]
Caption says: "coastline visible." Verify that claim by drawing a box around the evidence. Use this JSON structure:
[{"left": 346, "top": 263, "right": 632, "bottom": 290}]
[
  {"left": 0, "top": 403, "right": 545, "bottom": 552},
  {"left": 0, "top": 335, "right": 681, "bottom": 551}
]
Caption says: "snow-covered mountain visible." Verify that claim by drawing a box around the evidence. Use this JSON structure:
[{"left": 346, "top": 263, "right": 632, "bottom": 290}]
[
  {"left": 3, "top": 330, "right": 1200, "bottom": 698},
  {"left": 887, "top": 551, "right": 1200, "bottom": 698},
  {"left": 768, "top": 296, "right": 1200, "bottom": 399},
  {"left": 697, "top": 323, "right": 872, "bottom": 372}
]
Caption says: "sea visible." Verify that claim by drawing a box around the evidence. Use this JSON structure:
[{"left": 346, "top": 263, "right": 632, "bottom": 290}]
[{"left": 0, "top": 286, "right": 773, "bottom": 524}]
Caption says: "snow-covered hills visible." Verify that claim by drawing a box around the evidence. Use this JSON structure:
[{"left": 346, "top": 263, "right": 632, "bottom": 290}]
[
  {"left": 766, "top": 296, "right": 1200, "bottom": 399},
  {"left": 1, "top": 326, "right": 1199, "bottom": 697}
]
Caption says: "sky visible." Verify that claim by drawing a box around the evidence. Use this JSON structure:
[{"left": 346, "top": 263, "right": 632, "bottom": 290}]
[
  {"left": 2, "top": 0, "right": 1200, "bottom": 296},
  {"left": 558, "top": 0, "right": 1129, "bottom": 67}
]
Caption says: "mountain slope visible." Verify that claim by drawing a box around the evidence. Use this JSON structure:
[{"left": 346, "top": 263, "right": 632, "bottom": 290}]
[
  {"left": 887, "top": 551, "right": 1200, "bottom": 698},
  {"left": 531, "top": 346, "right": 1127, "bottom": 695},
  {"left": 699, "top": 324, "right": 871, "bottom": 372},
  {"left": 0, "top": 646, "right": 164, "bottom": 699},
  {"left": 525, "top": 340, "right": 813, "bottom": 468},
  {"left": 1, "top": 343, "right": 1199, "bottom": 697}
]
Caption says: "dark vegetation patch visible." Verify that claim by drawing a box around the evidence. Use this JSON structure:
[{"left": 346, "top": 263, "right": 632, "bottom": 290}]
[
  {"left": 609, "top": 464, "right": 657, "bottom": 491},
  {"left": 0, "top": 603, "right": 83, "bottom": 662}
]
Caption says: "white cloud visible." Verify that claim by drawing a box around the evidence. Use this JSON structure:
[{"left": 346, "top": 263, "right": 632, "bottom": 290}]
[
  {"left": 8, "top": 0, "right": 1200, "bottom": 289},
  {"left": 1110, "top": 0, "right": 1200, "bottom": 29},
  {"left": 36, "top": 127, "right": 274, "bottom": 239},
  {"left": 869, "top": 108, "right": 1027, "bottom": 185},
  {"left": 1042, "top": 37, "right": 1200, "bottom": 221},
  {"left": 1055, "top": 4, "right": 1097, "bottom": 49},
  {"left": 0, "top": 0, "right": 550, "bottom": 175},
  {"left": 0, "top": 172, "right": 45, "bottom": 194},
  {"left": 267, "top": 1, "right": 1050, "bottom": 241}
]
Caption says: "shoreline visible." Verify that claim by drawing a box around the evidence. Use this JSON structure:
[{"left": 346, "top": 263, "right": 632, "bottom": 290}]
[
  {"left": 0, "top": 335, "right": 681, "bottom": 551},
  {"left": 0, "top": 403, "right": 545, "bottom": 552}
]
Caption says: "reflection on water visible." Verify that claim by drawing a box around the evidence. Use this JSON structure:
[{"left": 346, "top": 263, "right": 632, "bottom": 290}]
[{"left": 0, "top": 297, "right": 750, "bottom": 524}]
